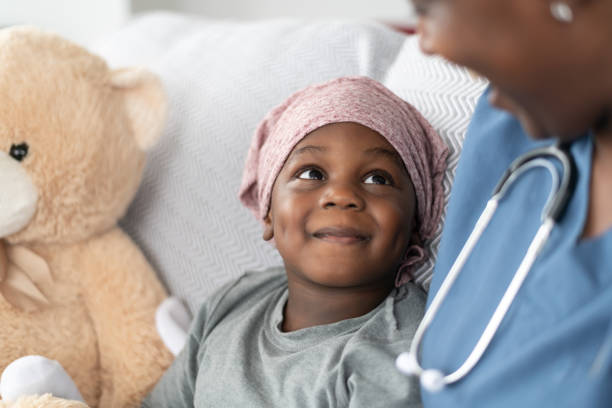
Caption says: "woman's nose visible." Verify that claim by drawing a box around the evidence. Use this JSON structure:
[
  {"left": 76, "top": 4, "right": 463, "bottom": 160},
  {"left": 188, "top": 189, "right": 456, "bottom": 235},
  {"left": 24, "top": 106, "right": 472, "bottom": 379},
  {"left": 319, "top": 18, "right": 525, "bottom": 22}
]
[{"left": 319, "top": 182, "right": 365, "bottom": 210}]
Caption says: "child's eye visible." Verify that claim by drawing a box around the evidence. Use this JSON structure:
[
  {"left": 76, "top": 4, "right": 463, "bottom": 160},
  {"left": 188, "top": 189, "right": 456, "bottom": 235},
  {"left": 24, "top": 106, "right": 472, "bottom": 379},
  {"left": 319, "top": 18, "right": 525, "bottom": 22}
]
[
  {"left": 297, "top": 168, "right": 325, "bottom": 180},
  {"left": 363, "top": 172, "right": 392, "bottom": 185}
]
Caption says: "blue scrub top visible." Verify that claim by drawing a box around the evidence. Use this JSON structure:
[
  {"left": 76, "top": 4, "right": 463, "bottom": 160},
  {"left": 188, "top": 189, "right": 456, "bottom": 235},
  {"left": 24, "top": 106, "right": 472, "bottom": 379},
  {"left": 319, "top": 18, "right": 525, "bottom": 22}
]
[{"left": 421, "top": 88, "right": 612, "bottom": 407}]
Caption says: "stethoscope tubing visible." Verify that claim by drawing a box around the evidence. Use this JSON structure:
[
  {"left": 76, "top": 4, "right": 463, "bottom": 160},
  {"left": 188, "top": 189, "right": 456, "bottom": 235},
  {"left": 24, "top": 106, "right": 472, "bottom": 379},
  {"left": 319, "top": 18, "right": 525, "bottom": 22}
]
[{"left": 397, "top": 144, "right": 576, "bottom": 392}]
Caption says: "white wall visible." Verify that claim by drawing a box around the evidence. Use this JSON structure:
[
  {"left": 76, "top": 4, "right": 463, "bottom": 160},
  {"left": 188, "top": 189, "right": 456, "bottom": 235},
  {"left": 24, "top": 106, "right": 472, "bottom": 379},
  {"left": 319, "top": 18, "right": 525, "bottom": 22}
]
[
  {"left": 0, "top": 0, "right": 415, "bottom": 46},
  {"left": 132, "top": 0, "right": 416, "bottom": 23},
  {"left": 0, "top": 0, "right": 130, "bottom": 46}
]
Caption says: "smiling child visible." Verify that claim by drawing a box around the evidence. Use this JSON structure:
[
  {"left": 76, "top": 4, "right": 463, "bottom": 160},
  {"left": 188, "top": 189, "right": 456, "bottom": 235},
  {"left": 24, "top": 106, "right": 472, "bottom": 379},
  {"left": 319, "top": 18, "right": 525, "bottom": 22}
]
[{"left": 143, "top": 76, "right": 448, "bottom": 407}]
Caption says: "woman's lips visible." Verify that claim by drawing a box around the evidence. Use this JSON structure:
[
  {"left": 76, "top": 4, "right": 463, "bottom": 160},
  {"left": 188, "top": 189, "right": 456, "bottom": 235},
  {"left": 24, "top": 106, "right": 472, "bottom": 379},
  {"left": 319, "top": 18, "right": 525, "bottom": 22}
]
[{"left": 312, "top": 226, "right": 370, "bottom": 244}]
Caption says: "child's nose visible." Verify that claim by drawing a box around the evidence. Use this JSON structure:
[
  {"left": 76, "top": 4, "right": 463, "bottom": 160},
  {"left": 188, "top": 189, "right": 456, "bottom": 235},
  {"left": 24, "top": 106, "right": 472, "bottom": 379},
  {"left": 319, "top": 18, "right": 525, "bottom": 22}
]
[{"left": 319, "top": 183, "right": 365, "bottom": 210}]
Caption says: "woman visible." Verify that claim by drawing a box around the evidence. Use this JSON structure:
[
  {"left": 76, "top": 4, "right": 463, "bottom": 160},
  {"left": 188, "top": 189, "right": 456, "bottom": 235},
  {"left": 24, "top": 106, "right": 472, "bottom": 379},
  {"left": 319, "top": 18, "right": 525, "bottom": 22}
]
[{"left": 408, "top": 0, "right": 612, "bottom": 406}]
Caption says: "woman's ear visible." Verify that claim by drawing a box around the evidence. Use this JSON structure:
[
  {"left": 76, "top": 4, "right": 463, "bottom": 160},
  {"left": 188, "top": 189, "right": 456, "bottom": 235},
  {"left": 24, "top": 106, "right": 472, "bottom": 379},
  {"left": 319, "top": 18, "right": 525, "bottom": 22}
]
[{"left": 262, "top": 214, "right": 274, "bottom": 241}]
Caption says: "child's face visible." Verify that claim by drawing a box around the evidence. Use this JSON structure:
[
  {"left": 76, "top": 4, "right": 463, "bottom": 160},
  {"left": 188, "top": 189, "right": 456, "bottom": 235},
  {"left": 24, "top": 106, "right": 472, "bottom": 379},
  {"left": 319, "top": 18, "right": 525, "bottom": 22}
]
[{"left": 263, "top": 122, "right": 417, "bottom": 289}]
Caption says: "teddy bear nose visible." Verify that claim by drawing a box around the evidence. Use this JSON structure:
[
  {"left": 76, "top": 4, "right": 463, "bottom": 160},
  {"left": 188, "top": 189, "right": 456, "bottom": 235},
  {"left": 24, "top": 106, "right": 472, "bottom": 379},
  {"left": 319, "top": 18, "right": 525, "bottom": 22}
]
[{"left": 9, "top": 143, "right": 29, "bottom": 162}]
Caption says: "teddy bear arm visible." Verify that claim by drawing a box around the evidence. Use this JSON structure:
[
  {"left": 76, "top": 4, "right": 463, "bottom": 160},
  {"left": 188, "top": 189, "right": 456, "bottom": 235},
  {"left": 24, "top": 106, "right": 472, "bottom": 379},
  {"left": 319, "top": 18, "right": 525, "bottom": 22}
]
[{"left": 77, "top": 228, "right": 173, "bottom": 408}]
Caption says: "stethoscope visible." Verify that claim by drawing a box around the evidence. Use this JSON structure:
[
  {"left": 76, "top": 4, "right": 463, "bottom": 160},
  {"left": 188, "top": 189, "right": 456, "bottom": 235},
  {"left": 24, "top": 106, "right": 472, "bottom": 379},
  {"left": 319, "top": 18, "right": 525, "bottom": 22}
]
[{"left": 395, "top": 143, "right": 576, "bottom": 393}]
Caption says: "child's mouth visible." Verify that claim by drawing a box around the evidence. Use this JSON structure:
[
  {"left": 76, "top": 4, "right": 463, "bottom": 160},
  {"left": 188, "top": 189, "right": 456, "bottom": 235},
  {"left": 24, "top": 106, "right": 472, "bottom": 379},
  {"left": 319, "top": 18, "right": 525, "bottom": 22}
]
[{"left": 312, "top": 227, "right": 370, "bottom": 244}]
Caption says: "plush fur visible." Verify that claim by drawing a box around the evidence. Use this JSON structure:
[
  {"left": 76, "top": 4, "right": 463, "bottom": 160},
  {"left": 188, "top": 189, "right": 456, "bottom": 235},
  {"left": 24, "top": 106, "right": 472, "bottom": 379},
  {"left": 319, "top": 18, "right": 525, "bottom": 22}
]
[
  {"left": 0, "top": 394, "right": 88, "bottom": 408},
  {"left": 0, "top": 27, "right": 173, "bottom": 407}
]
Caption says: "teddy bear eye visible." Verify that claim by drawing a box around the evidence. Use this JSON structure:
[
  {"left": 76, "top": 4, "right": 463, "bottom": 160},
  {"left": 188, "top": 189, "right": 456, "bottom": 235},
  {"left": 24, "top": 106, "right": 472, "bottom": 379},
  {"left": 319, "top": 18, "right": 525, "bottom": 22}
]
[{"left": 9, "top": 142, "right": 29, "bottom": 162}]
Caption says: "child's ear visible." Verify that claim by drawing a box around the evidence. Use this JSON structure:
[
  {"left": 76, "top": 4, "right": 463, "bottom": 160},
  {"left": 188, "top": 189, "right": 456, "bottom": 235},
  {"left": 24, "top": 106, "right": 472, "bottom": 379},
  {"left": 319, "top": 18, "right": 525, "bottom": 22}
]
[{"left": 262, "top": 214, "right": 274, "bottom": 241}]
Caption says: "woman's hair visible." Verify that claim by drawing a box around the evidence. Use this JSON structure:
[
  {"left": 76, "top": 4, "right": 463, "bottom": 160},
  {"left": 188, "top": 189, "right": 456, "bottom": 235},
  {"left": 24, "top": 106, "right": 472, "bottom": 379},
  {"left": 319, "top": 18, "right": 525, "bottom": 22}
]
[{"left": 239, "top": 76, "right": 448, "bottom": 285}]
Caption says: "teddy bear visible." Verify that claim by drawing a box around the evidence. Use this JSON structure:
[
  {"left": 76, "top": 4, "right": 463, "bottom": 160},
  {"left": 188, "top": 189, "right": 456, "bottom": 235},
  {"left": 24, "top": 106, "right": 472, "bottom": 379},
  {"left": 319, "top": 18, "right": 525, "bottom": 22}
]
[{"left": 0, "top": 26, "right": 177, "bottom": 407}]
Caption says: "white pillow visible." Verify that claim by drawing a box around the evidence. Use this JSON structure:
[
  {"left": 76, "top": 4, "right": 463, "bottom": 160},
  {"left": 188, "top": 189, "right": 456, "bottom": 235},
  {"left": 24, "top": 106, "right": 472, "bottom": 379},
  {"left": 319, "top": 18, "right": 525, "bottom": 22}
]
[{"left": 93, "top": 12, "right": 486, "bottom": 311}]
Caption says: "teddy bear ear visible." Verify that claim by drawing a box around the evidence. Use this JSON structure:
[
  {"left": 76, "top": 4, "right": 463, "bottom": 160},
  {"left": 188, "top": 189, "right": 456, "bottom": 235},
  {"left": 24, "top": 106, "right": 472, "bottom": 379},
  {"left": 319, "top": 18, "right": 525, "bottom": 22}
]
[{"left": 108, "top": 67, "right": 167, "bottom": 151}]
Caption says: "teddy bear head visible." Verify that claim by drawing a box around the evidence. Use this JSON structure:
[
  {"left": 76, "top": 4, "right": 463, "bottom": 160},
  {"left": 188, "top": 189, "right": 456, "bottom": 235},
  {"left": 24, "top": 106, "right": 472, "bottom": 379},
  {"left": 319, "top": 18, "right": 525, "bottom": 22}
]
[{"left": 0, "top": 26, "right": 166, "bottom": 246}]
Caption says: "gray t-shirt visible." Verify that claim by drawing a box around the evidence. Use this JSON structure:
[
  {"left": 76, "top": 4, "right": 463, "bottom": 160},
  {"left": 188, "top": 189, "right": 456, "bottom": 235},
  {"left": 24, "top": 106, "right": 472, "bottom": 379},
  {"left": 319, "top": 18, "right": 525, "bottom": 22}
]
[{"left": 143, "top": 267, "right": 425, "bottom": 407}]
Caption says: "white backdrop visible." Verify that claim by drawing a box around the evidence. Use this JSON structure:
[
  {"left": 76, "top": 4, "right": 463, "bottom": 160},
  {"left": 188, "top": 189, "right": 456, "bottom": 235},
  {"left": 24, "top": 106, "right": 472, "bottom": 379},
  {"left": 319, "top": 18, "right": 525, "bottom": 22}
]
[
  {"left": 0, "top": 0, "right": 415, "bottom": 46},
  {"left": 0, "top": 0, "right": 129, "bottom": 46},
  {"left": 132, "top": 0, "right": 415, "bottom": 22}
]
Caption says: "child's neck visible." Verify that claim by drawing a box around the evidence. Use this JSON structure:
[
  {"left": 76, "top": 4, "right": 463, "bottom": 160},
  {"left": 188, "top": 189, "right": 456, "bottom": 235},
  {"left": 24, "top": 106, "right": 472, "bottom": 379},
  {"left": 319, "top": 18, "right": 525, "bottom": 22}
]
[{"left": 281, "top": 274, "right": 394, "bottom": 332}]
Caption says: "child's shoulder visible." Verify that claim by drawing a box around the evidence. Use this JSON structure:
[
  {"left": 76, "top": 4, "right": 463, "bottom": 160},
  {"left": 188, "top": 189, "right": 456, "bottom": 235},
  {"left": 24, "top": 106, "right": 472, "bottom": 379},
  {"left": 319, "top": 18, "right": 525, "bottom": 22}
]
[
  {"left": 208, "top": 265, "right": 286, "bottom": 300},
  {"left": 229, "top": 266, "right": 288, "bottom": 299},
  {"left": 191, "top": 266, "right": 287, "bottom": 331},
  {"left": 212, "top": 266, "right": 286, "bottom": 306}
]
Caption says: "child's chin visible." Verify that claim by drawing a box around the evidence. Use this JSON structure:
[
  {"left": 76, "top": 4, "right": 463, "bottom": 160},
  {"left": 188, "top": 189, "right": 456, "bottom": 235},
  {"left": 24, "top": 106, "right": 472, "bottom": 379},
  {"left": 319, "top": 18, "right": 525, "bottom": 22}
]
[{"left": 304, "top": 267, "right": 383, "bottom": 288}]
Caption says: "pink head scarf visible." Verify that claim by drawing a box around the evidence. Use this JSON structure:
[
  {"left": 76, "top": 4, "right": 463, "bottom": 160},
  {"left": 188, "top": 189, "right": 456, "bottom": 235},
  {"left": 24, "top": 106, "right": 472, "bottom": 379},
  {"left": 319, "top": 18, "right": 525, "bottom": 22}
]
[{"left": 239, "top": 76, "right": 448, "bottom": 286}]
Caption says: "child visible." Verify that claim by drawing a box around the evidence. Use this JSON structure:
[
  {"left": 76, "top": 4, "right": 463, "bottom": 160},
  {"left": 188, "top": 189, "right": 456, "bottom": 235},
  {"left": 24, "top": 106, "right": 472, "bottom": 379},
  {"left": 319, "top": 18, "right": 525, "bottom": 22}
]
[{"left": 143, "top": 76, "right": 448, "bottom": 407}]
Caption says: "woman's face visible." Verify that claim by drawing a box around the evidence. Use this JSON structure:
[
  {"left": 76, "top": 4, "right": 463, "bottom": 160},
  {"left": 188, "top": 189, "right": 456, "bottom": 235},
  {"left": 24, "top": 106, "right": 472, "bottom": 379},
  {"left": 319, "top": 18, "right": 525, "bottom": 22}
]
[{"left": 414, "top": 0, "right": 612, "bottom": 140}]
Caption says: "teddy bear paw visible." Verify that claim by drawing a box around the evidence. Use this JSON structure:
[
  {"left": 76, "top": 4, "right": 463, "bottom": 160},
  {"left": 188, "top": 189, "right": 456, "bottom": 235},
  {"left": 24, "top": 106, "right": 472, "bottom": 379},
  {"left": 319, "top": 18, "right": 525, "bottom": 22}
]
[
  {"left": 0, "top": 356, "right": 84, "bottom": 403},
  {"left": 156, "top": 296, "right": 192, "bottom": 356}
]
